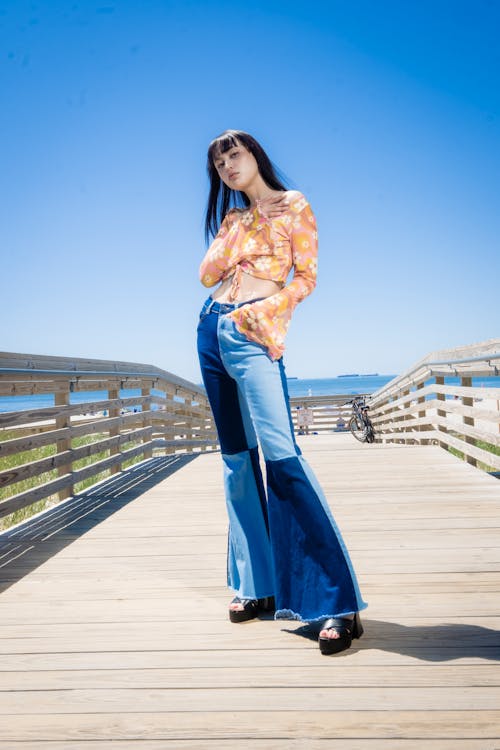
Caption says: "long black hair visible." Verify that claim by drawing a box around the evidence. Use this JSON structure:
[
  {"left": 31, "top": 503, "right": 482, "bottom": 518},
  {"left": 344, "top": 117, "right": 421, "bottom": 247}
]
[{"left": 205, "top": 129, "right": 288, "bottom": 241}]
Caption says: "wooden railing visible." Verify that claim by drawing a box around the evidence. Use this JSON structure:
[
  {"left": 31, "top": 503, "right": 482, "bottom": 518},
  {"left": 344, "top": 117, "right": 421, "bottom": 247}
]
[
  {"left": 2, "top": 339, "right": 497, "bottom": 525},
  {"left": 368, "top": 339, "right": 500, "bottom": 471},
  {"left": 289, "top": 394, "right": 359, "bottom": 434},
  {"left": 0, "top": 352, "right": 216, "bottom": 521}
]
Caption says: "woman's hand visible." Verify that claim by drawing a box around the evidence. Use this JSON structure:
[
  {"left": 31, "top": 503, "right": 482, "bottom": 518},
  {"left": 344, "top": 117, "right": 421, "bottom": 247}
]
[{"left": 255, "top": 193, "right": 289, "bottom": 219}]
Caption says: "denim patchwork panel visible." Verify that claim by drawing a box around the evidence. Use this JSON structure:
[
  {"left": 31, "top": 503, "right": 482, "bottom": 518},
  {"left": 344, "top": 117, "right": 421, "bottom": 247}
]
[{"left": 266, "top": 455, "right": 368, "bottom": 622}]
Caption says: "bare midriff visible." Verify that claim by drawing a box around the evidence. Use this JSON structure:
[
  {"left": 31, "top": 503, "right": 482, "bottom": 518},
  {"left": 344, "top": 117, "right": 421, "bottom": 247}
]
[{"left": 211, "top": 269, "right": 283, "bottom": 304}]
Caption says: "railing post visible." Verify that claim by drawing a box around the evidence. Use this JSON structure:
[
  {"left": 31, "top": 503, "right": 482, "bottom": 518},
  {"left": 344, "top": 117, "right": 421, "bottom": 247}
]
[
  {"left": 390, "top": 395, "right": 399, "bottom": 442},
  {"left": 55, "top": 384, "right": 72, "bottom": 500},
  {"left": 108, "top": 388, "right": 121, "bottom": 475},
  {"left": 185, "top": 395, "right": 195, "bottom": 451},
  {"left": 401, "top": 388, "right": 410, "bottom": 442},
  {"left": 141, "top": 384, "right": 153, "bottom": 459},
  {"left": 163, "top": 386, "right": 176, "bottom": 455},
  {"left": 203, "top": 400, "right": 214, "bottom": 451},
  {"left": 435, "top": 376, "right": 448, "bottom": 448},
  {"left": 416, "top": 381, "right": 429, "bottom": 445},
  {"left": 461, "top": 376, "right": 477, "bottom": 467},
  {"left": 154, "top": 383, "right": 166, "bottom": 456}
]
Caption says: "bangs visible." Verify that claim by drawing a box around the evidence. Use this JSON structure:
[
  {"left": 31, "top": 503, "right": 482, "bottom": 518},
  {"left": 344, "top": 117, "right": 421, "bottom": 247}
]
[
  {"left": 204, "top": 128, "right": 288, "bottom": 240},
  {"left": 208, "top": 133, "right": 241, "bottom": 162}
]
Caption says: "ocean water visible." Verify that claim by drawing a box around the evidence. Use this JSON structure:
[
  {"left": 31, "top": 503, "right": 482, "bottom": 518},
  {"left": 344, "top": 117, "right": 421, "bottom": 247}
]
[
  {"left": 0, "top": 387, "right": 165, "bottom": 415},
  {"left": 286, "top": 374, "right": 395, "bottom": 398},
  {"left": 0, "top": 374, "right": 498, "bottom": 414}
]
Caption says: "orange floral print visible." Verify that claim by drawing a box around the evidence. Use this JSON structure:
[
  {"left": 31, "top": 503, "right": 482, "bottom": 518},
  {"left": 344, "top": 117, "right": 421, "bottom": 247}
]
[{"left": 199, "top": 191, "right": 318, "bottom": 360}]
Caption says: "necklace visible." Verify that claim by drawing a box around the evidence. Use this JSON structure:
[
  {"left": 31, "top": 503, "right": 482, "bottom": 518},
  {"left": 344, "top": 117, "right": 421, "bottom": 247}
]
[{"left": 250, "top": 191, "right": 278, "bottom": 210}]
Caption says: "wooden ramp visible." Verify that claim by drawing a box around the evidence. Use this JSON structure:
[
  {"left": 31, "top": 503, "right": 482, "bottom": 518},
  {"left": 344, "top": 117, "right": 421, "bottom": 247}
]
[{"left": 0, "top": 434, "right": 499, "bottom": 749}]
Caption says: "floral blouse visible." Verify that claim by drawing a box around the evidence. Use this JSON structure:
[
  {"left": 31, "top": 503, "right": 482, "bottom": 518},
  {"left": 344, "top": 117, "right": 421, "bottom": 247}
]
[{"left": 199, "top": 191, "right": 318, "bottom": 360}]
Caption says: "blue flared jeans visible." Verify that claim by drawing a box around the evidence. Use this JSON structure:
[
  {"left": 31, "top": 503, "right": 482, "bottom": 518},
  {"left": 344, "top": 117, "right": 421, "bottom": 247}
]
[{"left": 197, "top": 297, "right": 367, "bottom": 622}]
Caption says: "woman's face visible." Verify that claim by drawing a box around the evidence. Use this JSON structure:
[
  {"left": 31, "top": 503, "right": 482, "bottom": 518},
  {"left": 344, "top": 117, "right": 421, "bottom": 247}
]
[{"left": 213, "top": 140, "right": 259, "bottom": 191}]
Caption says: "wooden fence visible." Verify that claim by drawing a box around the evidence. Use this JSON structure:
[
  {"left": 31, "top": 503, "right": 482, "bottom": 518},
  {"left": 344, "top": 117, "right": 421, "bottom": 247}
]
[
  {"left": 289, "top": 394, "right": 359, "bottom": 435},
  {"left": 2, "top": 339, "right": 498, "bottom": 525},
  {"left": 368, "top": 339, "right": 500, "bottom": 470},
  {"left": 0, "top": 352, "right": 216, "bottom": 521}
]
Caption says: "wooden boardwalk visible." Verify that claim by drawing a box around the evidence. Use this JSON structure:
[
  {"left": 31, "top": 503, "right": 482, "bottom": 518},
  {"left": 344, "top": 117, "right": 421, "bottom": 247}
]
[{"left": 0, "top": 434, "right": 499, "bottom": 749}]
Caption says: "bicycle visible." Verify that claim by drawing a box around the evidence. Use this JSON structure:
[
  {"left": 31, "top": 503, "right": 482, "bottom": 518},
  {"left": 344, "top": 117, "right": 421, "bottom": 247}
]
[{"left": 345, "top": 396, "right": 375, "bottom": 443}]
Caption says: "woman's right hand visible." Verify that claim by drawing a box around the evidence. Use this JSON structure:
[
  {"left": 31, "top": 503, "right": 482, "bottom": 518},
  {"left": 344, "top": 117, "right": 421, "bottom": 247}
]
[{"left": 256, "top": 192, "right": 290, "bottom": 219}]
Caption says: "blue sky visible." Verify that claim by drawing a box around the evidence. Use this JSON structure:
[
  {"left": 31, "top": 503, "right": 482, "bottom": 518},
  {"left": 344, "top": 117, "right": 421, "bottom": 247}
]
[{"left": 1, "top": 1, "right": 499, "bottom": 381}]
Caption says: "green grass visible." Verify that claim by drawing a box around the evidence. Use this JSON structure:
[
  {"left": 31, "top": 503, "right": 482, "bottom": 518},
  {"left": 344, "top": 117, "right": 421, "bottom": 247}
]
[
  {"left": 0, "top": 430, "right": 59, "bottom": 529},
  {"left": 447, "top": 437, "right": 500, "bottom": 473},
  {"left": 0, "top": 430, "right": 149, "bottom": 531}
]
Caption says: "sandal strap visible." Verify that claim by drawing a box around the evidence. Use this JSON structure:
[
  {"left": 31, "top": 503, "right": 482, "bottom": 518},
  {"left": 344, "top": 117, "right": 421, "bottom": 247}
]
[
  {"left": 230, "top": 596, "right": 259, "bottom": 609},
  {"left": 321, "top": 617, "right": 353, "bottom": 635}
]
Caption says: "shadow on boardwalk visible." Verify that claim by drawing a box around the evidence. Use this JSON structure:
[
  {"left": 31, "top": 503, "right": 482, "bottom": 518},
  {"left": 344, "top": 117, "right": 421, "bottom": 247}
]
[
  {"left": 283, "top": 618, "right": 500, "bottom": 662},
  {"left": 0, "top": 454, "right": 199, "bottom": 593}
]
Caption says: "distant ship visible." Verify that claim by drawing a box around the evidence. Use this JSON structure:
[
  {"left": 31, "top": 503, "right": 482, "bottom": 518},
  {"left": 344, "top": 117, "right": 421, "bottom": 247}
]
[{"left": 338, "top": 373, "right": 359, "bottom": 378}]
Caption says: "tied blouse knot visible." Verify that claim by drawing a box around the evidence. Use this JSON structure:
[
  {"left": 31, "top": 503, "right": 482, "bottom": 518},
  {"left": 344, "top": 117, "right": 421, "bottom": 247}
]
[{"left": 199, "top": 191, "right": 318, "bottom": 360}]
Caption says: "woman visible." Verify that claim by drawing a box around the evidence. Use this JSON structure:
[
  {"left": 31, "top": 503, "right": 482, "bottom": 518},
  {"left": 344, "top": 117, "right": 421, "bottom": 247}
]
[{"left": 196, "top": 129, "right": 367, "bottom": 655}]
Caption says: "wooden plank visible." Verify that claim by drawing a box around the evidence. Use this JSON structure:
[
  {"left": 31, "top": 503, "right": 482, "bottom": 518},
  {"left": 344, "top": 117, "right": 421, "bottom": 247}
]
[
  {"left": 0, "top": 351, "right": 207, "bottom": 396},
  {"left": 0, "top": 397, "right": 152, "bottom": 429},
  {"left": 371, "top": 414, "right": 500, "bottom": 450},
  {"left": 0, "top": 618, "right": 498, "bottom": 652},
  {"left": 371, "top": 397, "right": 499, "bottom": 426},
  {"left": 374, "top": 428, "right": 499, "bottom": 465},
  {"left": 0, "top": 379, "right": 71, "bottom": 396},
  {"left": 71, "top": 428, "right": 153, "bottom": 461},
  {"left": 2, "top": 663, "right": 500, "bottom": 690},
  {"left": 0, "top": 449, "right": 71, "bottom": 488},
  {"left": 1, "top": 686, "right": 499, "bottom": 713},
  {"left": 371, "top": 384, "right": 500, "bottom": 415},
  {"left": 154, "top": 438, "right": 217, "bottom": 449},
  {"left": 0, "top": 473, "right": 73, "bottom": 518},
  {"left": 70, "top": 443, "right": 151, "bottom": 483},
  {"left": 3, "top": 529, "right": 497, "bottom": 560},
  {"left": 0, "top": 741, "right": 495, "bottom": 750},
  {"left": 0, "top": 426, "right": 70, "bottom": 457},
  {"left": 1, "top": 569, "right": 499, "bottom": 591},
  {"left": 0, "top": 711, "right": 498, "bottom": 741},
  {"left": 436, "top": 431, "right": 500, "bottom": 469},
  {"left": 0, "top": 646, "right": 495, "bottom": 671}
]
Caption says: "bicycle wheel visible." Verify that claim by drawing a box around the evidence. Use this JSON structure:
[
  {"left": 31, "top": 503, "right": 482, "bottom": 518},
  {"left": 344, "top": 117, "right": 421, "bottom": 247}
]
[
  {"left": 349, "top": 415, "right": 367, "bottom": 442},
  {"left": 366, "top": 423, "right": 375, "bottom": 443}
]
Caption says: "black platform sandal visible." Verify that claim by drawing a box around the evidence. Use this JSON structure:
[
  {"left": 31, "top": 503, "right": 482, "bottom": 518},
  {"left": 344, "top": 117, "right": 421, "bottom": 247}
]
[
  {"left": 318, "top": 612, "right": 364, "bottom": 655},
  {"left": 229, "top": 596, "right": 275, "bottom": 623}
]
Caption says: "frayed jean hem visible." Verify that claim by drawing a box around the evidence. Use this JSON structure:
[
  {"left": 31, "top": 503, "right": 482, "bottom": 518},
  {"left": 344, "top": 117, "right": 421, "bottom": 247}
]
[{"left": 275, "top": 601, "right": 368, "bottom": 624}]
